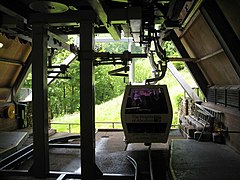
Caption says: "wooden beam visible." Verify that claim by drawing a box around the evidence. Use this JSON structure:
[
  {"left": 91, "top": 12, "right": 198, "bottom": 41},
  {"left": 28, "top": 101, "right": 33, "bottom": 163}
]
[
  {"left": 168, "top": 57, "right": 197, "bottom": 62},
  {"left": 0, "top": 57, "right": 23, "bottom": 66},
  {"left": 195, "top": 49, "right": 224, "bottom": 63},
  {"left": 169, "top": 30, "right": 209, "bottom": 97},
  {"left": 201, "top": 0, "right": 240, "bottom": 77},
  {"left": 12, "top": 53, "right": 32, "bottom": 99}
]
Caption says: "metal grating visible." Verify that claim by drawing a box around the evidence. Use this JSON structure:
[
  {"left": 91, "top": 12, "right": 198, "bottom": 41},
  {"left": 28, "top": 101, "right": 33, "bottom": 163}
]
[
  {"left": 207, "top": 86, "right": 240, "bottom": 110},
  {"left": 207, "top": 88, "right": 215, "bottom": 103},
  {"left": 216, "top": 89, "right": 225, "bottom": 104},
  {"left": 227, "top": 89, "right": 240, "bottom": 108}
]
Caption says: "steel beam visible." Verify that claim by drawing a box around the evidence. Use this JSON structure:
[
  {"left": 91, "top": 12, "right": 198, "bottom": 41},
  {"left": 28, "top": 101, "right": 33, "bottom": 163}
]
[
  {"left": 29, "top": 10, "right": 97, "bottom": 25},
  {"left": 108, "top": 7, "right": 142, "bottom": 23},
  {"left": 180, "top": 0, "right": 203, "bottom": 28},
  {"left": 86, "top": 0, "right": 121, "bottom": 40},
  {"left": 169, "top": 30, "right": 208, "bottom": 97},
  {"left": 30, "top": 23, "right": 49, "bottom": 178},
  {"left": 79, "top": 21, "right": 101, "bottom": 180},
  {"left": 47, "top": 53, "right": 76, "bottom": 85},
  {"left": 201, "top": 0, "right": 240, "bottom": 77},
  {"left": 168, "top": 62, "right": 202, "bottom": 102},
  {"left": 0, "top": 3, "right": 27, "bottom": 23},
  {"left": 48, "top": 31, "right": 71, "bottom": 51}
]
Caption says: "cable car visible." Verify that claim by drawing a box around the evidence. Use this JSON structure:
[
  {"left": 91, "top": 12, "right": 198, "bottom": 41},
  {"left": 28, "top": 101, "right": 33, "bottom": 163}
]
[{"left": 121, "top": 84, "right": 173, "bottom": 144}]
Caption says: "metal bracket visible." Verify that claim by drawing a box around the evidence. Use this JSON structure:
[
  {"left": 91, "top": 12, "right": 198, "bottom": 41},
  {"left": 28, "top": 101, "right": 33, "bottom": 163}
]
[{"left": 94, "top": 51, "right": 147, "bottom": 77}]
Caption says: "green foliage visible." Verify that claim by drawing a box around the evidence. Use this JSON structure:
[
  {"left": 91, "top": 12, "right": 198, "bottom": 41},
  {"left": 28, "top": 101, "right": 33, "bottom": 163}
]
[
  {"left": 164, "top": 41, "right": 185, "bottom": 71},
  {"left": 49, "top": 59, "right": 80, "bottom": 117},
  {"left": 51, "top": 95, "right": 124, "bottom": 132},
  {"left": 22, "top": 38, "right": 196, "bottom": 123},
  {"left": 97, "top": 41, "right": 128, "bottom": 53},
  {"left": 48, "top": 49, "right": 80, "bottom": 117},
  {"left": 94, "top": 41, "right": 126, "bottom": 104},
  {"left": 134, "top": 59, "right": 152, "bottom": 83},
  {"left": 173, "top": 62, "right": 185, "bottom": 71},
  {"left": 164, "top": 41, "right": 180, "bottom": 57},
  {"left": 23, "top": 72, "right": 32, "bottom": 88},
  {"left": 97, "top": 41, "right": 142, "bottom": 54},
  {"left": 175, "top": 94, "right": 183, "bottom": 110},
  {"left": 94, "top": 41, "right": 144, "bottom": 104},
  {"left": 50, "top": 39, "right": 200, "bottom": 131},
  {"left": 95, "top": 65, "right": 125, "bottom": 104}
]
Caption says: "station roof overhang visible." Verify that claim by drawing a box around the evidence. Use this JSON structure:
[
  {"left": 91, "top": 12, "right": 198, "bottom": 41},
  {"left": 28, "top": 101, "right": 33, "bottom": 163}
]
[{"left": 0, "top": 0, "right": 239, "bottom": 103}]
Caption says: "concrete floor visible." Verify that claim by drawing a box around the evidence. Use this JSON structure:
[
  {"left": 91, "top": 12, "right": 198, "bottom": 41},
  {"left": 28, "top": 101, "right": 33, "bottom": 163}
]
[
  {"left": 170, "top": 139, "right": 240, "bottom": 180},
  {"left": 0, "top": 131, "right": 29, "bottom": 159},
  {"left": 0, "top": 129, "right": 180, "bottom": 179},
  {"left": 1, "top": 129, "right": 240, "bottom": 179}
]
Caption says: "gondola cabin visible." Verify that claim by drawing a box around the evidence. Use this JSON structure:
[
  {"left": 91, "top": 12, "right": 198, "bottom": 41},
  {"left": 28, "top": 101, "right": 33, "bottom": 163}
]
[{"left": 121, "top": 85, "right": 173, "bottom": 144}]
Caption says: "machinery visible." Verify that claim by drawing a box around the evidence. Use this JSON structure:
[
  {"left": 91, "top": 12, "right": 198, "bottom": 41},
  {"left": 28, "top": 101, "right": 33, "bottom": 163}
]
[{"left": 121, "top": 84, "right": 173, "bottom": 145}]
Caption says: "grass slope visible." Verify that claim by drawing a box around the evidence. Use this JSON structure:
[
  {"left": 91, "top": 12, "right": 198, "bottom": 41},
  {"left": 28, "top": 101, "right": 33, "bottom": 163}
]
[
  {"left": 51, "top": 95, "right": 123, "bottom": 132},
  {"left": 51, "top": 66, "right": 198, "bottom": 133}
]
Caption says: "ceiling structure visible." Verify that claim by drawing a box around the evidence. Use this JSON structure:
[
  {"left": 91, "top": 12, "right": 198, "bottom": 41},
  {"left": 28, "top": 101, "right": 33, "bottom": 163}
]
[
  {"left": 0, "top": 0, "right": 240, "bottom": 179},
  {"left": 0, "top": 0, "right": 239, "bottom": 104}
]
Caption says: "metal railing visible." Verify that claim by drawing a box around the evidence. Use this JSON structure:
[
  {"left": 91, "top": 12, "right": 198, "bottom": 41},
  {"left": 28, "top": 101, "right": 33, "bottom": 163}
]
[
  {"left": 50, "top": 121, "right": 179, "bottom": 133},
  {"left": 50, "top": 122, "right": 80, "bottom": 133},
  {"left": 50, "top": 121, "right": 122, "bottom": 133},
  {"left": 96, "top": 121, "right": 122, "bottom": 129}
]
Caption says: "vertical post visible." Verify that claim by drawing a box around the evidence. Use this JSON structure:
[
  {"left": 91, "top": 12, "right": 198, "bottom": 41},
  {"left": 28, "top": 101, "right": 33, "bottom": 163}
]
[
  {"left": 79, "top": 21, "right": 95, "bottom": 180},
  {"left": 128, "top": 41, "right": 135, "bottom": 84},
  {"left": 31, "top": 23, "right": 49, "bottom": 178}
]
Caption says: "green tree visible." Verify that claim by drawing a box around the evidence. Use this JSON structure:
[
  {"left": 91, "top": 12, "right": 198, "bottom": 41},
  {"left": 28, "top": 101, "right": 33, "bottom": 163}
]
[
  {"left": 48, "top": 59, "right": 80, "bottom": 116},
  {"left": 94, "top": 41, "right": 133, "bottom": 104},
  {"left": 22, "top": 41, "right": 149, "bottom": 117},
  {"left": 164, "top": 41, "right": 184, "bottom": 71},
  {"left": 134, "top": 59, "right": 152, "bottom": 83}
]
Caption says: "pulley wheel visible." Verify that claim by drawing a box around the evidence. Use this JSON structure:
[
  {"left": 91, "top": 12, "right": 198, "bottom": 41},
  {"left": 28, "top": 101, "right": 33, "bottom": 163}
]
[
  {"left": 7, "top": 105, "right": 15, "bottom": 119},
  {"left": 29, "top": 1, "right": 69, "bottom": 13}
]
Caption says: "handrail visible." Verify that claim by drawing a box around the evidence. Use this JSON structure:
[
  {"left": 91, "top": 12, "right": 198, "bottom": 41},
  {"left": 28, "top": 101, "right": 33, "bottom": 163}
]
[
  {"left": 50, "top": 121, "right": 179, "bottom": 133},
  {"left": 50, "top": 121, "right": 122, "bottom": 133}
]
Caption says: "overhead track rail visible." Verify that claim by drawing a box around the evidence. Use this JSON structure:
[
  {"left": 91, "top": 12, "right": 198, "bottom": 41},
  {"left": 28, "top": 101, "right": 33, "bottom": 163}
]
[
  {"left": 86, "top": 0, "right": 121, "bottom": 40},
  {"left": 94, "top": 51, "right": 147, "bottom": 77}
]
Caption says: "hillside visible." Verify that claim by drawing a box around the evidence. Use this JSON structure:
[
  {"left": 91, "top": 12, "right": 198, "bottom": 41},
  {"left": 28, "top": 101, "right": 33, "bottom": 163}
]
[{"left": 51, "top": 65, "right": 198, "bottom": 133}]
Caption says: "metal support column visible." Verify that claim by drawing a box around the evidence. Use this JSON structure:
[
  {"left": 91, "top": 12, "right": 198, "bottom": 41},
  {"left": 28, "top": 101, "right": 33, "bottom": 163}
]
[
  {"left": 169, "top": 30, "right": 208, "bottom": 97},
  {"left": 128, "top": 41, "right": 135, "bottom": 84},
  {"left": 79, "top": 21, "right": 100, "bottom": 180},
  {"left": 31, "top": 23, "right": 49, "bottom": 178}
]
